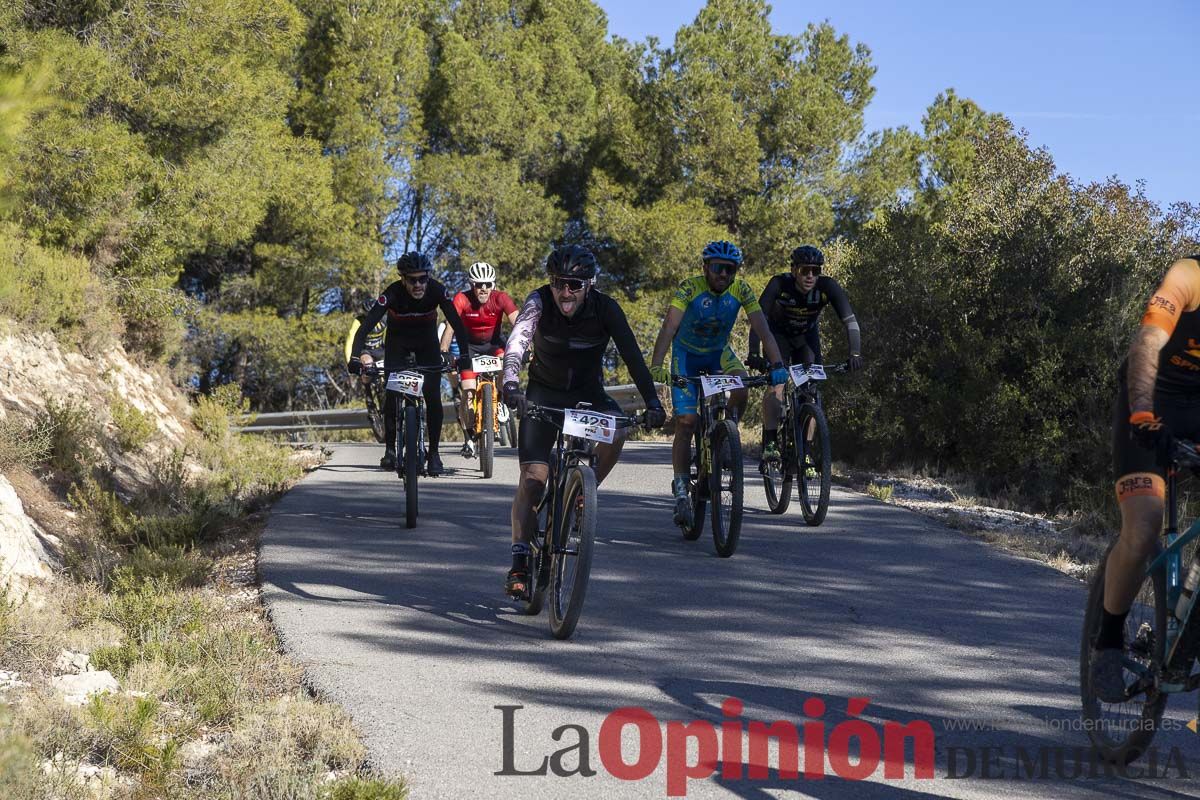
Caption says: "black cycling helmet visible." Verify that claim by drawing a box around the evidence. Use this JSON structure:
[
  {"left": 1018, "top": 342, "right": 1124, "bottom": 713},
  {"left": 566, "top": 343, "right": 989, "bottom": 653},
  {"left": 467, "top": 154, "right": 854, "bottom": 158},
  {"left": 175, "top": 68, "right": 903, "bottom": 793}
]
[
  {"left": 396, "top": 251, "right": 433, "bottom": 275},
  {"left": 546, "top": 245, "right": 599, "bottom": 280},
  {"left": 790, "top": 245, "right": 824, "bottom": 268}
]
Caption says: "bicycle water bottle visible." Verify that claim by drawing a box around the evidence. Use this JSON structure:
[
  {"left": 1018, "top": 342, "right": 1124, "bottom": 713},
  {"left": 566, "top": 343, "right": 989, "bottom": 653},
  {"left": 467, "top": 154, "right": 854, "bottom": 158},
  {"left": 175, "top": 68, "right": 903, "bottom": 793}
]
[{"left": 1175, "top": 560, "right": 1200, "bottom": 621}]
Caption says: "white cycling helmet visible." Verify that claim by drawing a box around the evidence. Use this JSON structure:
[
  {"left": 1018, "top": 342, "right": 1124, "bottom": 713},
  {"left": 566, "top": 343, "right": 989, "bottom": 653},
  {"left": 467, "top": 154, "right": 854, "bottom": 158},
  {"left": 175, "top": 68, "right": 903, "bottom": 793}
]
[{"left": 467, "top": 261, "right": 496, "bottom": 284}]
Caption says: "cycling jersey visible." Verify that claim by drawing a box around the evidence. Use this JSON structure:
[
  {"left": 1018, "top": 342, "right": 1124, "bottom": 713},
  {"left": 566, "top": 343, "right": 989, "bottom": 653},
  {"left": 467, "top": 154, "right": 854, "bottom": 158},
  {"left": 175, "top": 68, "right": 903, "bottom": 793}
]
[
  {"left": 352, "top": 278, "right": 469, "bottom": 356},
  {"left": 351, "top": 279, "right": 470, "bottom": 460},
  {"left": 504, "top": 286, "right": 659, "bottom": 466},
  {"left": 1137, "top": 256, "right": 1200, "bottom": 395},
  {"left": 669, "top": 276, "right": 760, "bottom": 354},
  {"left": 759, "top": 274, "right": 853, "bottom": 342},
  {"left": 749, "top": 273, "right": 860, "bottom": 363},
  {"left": 503, "top": 286, "right": 657, "bottom": 399},
  {"left": 453, "top": 290, "right": 517, "bottom": 345},
  {"left": 344, "top": 316, "right": 386, "bottom": 363}
]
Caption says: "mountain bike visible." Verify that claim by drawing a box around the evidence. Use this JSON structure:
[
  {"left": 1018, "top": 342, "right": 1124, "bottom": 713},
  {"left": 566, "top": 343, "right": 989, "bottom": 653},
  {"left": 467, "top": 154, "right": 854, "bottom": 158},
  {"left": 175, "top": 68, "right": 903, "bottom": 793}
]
[
  {"left": 516, "top": 403, "right": 646, "bottom": 639},
  {"left": 369, "top": 360, "right": 452, "bottom": 529},
  {"left": 361, "top": 360, "right": 387, "bottom": 443},
  {"left": 459, "top": 354, "right": 507, "bottom": 478},
  {"left": 1080, "top": 438, "right": 1200, "bottom": 764},
  {"left": 760, "top": 362, "right": 848, "bottom": 526},
  {"left": 671, "top": 372, "right": 770, "bottom": 557}
]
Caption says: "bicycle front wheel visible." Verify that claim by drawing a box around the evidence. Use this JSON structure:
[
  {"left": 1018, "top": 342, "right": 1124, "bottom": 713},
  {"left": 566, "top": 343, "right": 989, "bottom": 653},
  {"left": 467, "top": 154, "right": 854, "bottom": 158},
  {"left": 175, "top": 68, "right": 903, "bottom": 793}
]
[
  {"left": 710, "top": 419, "right": 744, "bottom": 558},
  {"left": 796, "top": 402, "right": 831, "bottom": 526},
  {"left": 549, "top": 465, "right": 597, "bottom": 639},
  {"left": 403, "top": 404, "right": 419, "bottom": 528},
  {"left": 480, "top": 382, "right": 495, "bottom": 479},
  {"left": 1080, "top": 540, "right": 1167, "bottom": 764}
]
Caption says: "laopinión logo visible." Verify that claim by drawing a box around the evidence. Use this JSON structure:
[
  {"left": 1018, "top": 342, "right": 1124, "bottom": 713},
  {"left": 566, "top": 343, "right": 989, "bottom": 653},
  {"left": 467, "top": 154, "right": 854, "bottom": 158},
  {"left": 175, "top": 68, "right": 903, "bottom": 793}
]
[
  {"left": 496, "top": 700, "right": 1200, "bottom": 795},
  {"left": 495, "top": 697, "right": 935, "bottom": 797}
]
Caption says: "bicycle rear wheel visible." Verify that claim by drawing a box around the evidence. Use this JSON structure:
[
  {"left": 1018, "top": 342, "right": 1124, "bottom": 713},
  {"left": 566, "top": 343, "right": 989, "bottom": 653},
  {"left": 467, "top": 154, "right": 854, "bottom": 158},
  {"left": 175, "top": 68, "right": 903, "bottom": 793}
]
[
  {"left": 1080, "top": 540, "right": 1167, "bottom": 764},
  {"left": 710, "top": 419, "right": 744, "bottom": 558},
  {"left": 763, "top": 408, "right": 793, "bottom": 514},
  {"left": 796, "top": 402, "right": 831, "bottom": 526},
  {"left": 403, "top": 404, "right": 419, "bottom": 528},
  {"left": 682, "top": 431, "right": 705, "bottom": 541},
  {"left": 366, "top": 382, "right": 387, "bottom": 443},
  {"left": 480, "top": 383, "right": 495, "bottom": 478},
  {"left": 521, "top": 500, "right": 549, "bottom": 616},
  {"left": 549, "top": 465, "right": 597, "bottom": 639}
]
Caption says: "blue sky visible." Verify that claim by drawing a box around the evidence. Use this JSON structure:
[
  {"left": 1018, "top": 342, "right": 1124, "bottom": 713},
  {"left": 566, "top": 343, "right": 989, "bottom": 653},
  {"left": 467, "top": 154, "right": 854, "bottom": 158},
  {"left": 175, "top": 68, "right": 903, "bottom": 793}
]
[{"left": 601, "top": 0, "right": 1197, "bottom": 210}]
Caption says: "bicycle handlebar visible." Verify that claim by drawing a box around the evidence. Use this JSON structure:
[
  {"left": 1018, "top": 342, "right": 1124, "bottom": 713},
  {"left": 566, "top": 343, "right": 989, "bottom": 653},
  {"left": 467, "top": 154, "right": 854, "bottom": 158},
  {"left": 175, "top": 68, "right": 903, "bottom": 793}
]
[
  {"left": 669, "top": 373, "right": 771, "bottom": 389},
  {"left": 524, "top": 403, "right": 647, "bottom": 430}
]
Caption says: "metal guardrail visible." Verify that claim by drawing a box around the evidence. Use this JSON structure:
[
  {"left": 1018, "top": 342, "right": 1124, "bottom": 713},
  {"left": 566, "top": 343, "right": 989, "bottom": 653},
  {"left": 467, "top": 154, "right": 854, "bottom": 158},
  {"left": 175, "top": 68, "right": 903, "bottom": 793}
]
[{"left": 236, "top": 383, "right": 653, "bottom": 434}]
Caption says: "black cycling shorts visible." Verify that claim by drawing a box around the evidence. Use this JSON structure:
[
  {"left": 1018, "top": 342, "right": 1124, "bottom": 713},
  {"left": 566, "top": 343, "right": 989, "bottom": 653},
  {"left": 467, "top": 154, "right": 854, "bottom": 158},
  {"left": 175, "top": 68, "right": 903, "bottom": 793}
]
[
  {"left": 517, "top": 382, "right": 623, "bottom": 466},
  {"left": 777, "top": 329, "right": 822, "bottom": 366},
  {"left": 1112, "top": 376, "right": 1200, "bottom": 488}
]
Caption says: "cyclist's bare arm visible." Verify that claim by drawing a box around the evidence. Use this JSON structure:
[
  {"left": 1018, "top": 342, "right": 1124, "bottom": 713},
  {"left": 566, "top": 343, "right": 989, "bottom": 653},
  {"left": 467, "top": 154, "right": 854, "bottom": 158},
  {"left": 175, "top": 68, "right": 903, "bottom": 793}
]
[{"left": 651, "top": 307, "right": 684, "bottom": 368}]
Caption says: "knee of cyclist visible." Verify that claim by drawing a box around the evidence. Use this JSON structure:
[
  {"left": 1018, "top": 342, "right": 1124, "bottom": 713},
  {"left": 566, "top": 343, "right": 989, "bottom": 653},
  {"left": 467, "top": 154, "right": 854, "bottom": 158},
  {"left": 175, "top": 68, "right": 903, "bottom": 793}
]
[{"left": 675, "top": 415, "right": 699, "bottom": 435}]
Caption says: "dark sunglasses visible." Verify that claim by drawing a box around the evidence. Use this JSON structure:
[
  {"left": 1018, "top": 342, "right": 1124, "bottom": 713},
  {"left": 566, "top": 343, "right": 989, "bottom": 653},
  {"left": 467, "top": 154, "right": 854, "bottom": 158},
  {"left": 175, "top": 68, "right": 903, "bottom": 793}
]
[
  {"left": 472, "top": 282, "right": 494, "bottom": 290},
  {"left": 404, "top": 273, "right": 430, "bottom": 285},
  {"left": 795, "top": 266, "right": 821, "bottom": 277},
  {"left": 551, "top": 277, "right": 586, "bottom": 293},
  {"left": 708, "top": 262, "right": 739, "bottom": 276}
]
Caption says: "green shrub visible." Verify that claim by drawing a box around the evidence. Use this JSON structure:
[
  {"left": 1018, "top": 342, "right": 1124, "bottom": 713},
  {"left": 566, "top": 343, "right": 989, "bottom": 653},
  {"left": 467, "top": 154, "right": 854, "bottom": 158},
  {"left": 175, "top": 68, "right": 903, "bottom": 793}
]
[
  {"left": 0, "top": 416, "right": 52, "bottom": 470},
  {"left": 82, "top": 693, "right": 180, "bottom": 780},
  {"left": 193, "top": 394, "right": 231, "bottom": 442},
  {"left": 110, "top": 544, "right": 210, "bottom": 590},
  {"left": 109, "top": 396, "right": 155, "bottom": 452},
  {"left": 36, "top": 396, "right": 102, "bottom": 480},
  {"left": 325, "top": 776, "right": 408, "bottom": 800},
  {"left": 0, "top": 223, "right": 119, "bottom": 348},
  {"left": 866, "top": 482, "right": 894, "bottom": 502},
  {"left": 68, "top": 477, "right": 138, "bottom": 546}
]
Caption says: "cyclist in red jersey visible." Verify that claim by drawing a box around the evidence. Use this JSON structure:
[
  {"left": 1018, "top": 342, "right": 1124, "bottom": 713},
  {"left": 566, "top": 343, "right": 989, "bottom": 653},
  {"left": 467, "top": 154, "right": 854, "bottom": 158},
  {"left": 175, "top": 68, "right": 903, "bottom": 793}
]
[{"left": 439, "top": 262, "right": 520, "bottom": 448}]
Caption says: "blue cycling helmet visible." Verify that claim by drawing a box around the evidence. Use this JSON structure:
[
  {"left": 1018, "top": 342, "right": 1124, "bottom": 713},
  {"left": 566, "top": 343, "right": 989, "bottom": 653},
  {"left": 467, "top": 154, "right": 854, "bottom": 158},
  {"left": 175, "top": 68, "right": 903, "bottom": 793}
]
[{"left": 702, "top": 240, "right": 743, "bottom": 265}]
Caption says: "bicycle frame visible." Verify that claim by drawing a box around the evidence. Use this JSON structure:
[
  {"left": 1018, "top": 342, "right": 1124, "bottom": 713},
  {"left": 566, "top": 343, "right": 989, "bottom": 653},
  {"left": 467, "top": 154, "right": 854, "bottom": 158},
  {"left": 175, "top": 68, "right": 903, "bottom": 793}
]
[
  {"left": 1142, "top": 442, "right": 1200, "bottom": 686},
  {"left": 469, "top": 373, "right": 503, "bottom": 435},
  {"left": 526, "top": 404, "right": 640, "bottom": 590}
]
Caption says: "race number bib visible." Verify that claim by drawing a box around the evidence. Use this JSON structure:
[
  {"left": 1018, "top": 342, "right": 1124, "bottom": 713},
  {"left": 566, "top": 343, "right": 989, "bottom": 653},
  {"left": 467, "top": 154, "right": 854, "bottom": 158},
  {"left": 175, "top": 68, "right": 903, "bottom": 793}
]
[
  {"left": 788, "top": 364, "right": 826, "bottom": 386},
  {"left": 471, "top": 355, "right": 502, "bottom": 373},
  {"left": 699, "top": 374, "right": 744, "bottom": 397},
  {"left": 387, "top": 371, "right": 425, "bottom": 397},
  {"left": 562, "top": 409, "right": 617, "bottom": 444}
]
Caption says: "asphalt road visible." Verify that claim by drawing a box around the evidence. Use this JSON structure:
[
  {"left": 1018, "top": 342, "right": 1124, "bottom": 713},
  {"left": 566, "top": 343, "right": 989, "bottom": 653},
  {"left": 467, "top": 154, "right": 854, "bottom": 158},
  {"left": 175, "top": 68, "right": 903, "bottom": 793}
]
[{"left": 260, "top": 442, "right": 1200, "bottom": 799}]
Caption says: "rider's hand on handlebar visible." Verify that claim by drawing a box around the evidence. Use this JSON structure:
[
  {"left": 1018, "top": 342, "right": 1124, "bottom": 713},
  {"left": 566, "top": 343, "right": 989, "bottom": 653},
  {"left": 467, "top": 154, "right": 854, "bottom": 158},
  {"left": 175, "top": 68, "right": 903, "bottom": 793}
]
[
  {"left": 849, "top": 354, "right": 863, "bottom": 372},
  {"left": 746, "top": 354, "right": 769, "bottom": 373},
  {"left": 769, "top": 362, "right": 789, "bottom": 386},
  {"left": 348, "top": 358, "right": 362, "bottom": 375},
  {"left": 1130, "top": 411, "right": 1171, "bottom": 451},
  {"left": 503, "top": 381, "right": 528, "bottom": 417},
  {"left": 455, "top": 354, "right": 473, "bottom": 373},
  {"left": 649, "top": 364, "right": 670, "bottom": 385},
  {"left": 644, "top": 404, "right": 667, "bottom": 430}
]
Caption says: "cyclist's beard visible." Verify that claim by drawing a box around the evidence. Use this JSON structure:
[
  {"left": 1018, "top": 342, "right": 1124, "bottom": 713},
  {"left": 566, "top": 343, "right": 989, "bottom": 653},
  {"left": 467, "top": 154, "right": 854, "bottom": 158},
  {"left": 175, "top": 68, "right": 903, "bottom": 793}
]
[
  {"left": 704, "top": 271, "right": 731, "bottom": 294},
  {"left": 407, "top": 284, "right": 427, "bottom": 299},
  {"left": 475, "top": 288, "right": 490, "bottom": 304},
  {"left": 554, "top": 288, "right": 585, "bottom": 317}
]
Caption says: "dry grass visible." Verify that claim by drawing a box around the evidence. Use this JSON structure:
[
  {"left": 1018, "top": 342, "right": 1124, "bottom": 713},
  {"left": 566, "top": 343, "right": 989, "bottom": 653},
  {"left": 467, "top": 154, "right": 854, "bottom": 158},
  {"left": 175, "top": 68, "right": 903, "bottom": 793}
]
[{"left": 0, "top": 391, "right": 406, "bottom": 799}]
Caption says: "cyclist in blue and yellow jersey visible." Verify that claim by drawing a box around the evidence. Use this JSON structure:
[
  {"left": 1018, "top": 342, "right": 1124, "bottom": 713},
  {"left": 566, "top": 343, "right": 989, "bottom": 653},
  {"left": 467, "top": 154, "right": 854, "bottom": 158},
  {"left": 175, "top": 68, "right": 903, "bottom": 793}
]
[{"left": 649, "top": 240, "right": 789, "bottom": 527}]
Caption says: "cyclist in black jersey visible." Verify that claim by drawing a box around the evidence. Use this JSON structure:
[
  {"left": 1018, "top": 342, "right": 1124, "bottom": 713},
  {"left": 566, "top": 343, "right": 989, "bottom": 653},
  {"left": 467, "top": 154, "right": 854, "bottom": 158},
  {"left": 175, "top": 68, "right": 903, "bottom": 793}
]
[
  {"left": 748, "top": 245, "right": 862, "bottom": 467},
  {"left": 350, "top": 252, "right": 471, "bottom": 475},
  {"left": 1091, "top": 255, "right": 1200, "bottom": 701},
  {"left": 500, "top": 245, "right": 667, "bottom": 598}
]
